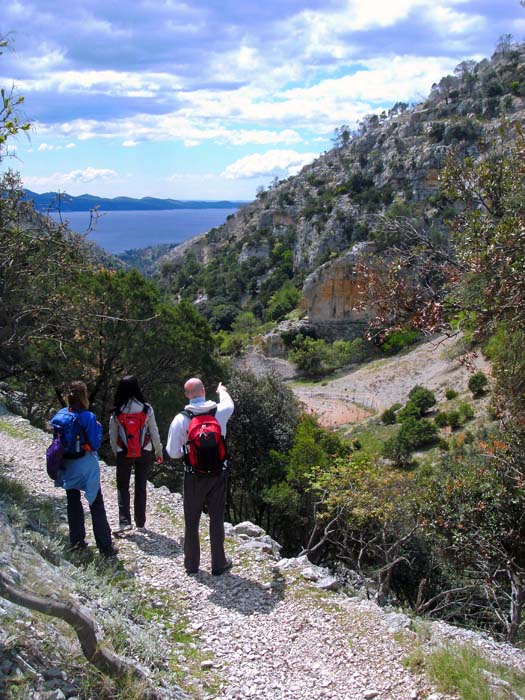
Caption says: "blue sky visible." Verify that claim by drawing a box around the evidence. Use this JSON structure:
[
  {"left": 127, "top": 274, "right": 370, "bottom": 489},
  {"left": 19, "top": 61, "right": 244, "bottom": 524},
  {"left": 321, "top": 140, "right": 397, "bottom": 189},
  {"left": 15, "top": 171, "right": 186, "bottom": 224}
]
[{"left": 1, "top": 0, "right": 524, "bottom": 201}]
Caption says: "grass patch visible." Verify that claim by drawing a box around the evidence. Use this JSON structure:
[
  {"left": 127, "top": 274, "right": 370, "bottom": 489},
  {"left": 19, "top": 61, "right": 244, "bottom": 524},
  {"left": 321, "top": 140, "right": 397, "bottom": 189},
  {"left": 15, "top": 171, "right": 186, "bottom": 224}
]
[
  {"left": 425, "top": 643, "right": 525, "bottom": 700},
  {"left": 0, "top": 419, "right": 32, "bottom": 439},
  {"left": 344, "top": 421, "right": 399, "bottom": 456}
]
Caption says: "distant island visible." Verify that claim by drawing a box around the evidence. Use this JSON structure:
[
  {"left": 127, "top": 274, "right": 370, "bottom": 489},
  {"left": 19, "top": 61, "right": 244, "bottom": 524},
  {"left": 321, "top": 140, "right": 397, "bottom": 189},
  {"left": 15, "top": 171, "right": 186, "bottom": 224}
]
[{"left": 23, "top": 189, "right": 246, "bottom": 212}]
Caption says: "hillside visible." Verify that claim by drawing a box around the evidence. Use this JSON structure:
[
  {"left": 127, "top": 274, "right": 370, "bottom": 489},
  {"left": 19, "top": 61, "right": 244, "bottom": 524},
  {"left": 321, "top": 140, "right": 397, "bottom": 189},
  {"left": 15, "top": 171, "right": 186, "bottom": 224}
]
[
  {"left": 2, "top": 403, "right": 525, "bottom": 700},
  {"left": 289, "top": 334, "right": 490, "bottom": 426},
  {"left": 157, "top": 42, "right": 525, "bottom": 340}
]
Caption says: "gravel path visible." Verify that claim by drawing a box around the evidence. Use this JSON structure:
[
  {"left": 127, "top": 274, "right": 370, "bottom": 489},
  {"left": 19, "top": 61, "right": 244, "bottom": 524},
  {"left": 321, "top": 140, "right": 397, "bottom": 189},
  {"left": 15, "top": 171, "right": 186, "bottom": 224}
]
[{"left": 0, "top": 408, "right": 440, "bottom": 700}]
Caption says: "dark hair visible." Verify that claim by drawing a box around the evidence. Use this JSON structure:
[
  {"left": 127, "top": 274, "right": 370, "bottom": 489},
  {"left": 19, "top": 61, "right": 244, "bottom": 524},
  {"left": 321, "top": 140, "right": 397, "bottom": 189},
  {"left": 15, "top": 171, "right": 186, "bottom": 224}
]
[
  {"left": 112, "top": 375, "right": 147, "bottom": 414},
  {"left": 67, "top": 381, "right": 89, "bottom": 410}
]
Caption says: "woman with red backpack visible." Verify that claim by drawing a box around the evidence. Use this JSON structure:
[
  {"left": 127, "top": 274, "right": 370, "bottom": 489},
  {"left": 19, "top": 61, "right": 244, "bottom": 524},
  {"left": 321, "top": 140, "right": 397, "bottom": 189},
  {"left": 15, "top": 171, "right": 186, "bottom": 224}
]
[{"left": 109, "top": 375, "right": 163, "bottom": 534}]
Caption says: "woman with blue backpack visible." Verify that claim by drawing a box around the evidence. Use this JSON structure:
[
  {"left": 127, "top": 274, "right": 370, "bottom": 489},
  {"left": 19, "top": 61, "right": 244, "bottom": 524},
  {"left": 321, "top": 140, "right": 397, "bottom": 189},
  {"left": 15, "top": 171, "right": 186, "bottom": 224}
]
[
  {"left": 50, "top": 381, "right": 116, "bottom": 556},
  {"left": 109, "top": 375, "right": 163, "bottom": 534}
]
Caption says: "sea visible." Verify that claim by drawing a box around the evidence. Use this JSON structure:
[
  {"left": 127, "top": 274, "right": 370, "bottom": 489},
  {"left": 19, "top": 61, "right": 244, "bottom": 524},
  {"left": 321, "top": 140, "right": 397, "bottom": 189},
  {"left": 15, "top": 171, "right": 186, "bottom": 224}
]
[{"left": 48, "top": 208, "right": 240, "bottom": 255}]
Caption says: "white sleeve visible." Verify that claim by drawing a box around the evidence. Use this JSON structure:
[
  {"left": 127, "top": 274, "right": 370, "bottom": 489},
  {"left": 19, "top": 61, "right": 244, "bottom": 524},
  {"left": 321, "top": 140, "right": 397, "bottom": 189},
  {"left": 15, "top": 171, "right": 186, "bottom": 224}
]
[
  {"left": 215, "top": 390, "right": 234, "bottom": 436},
  {"left": 109, "top": 414, "right": 120, "bottom": 454},
  {"left": 146, "top": 406, "right": 163, "bottom": 457},
  {"left": 166, "top": 413, "right": 187, "bottom": 459}
]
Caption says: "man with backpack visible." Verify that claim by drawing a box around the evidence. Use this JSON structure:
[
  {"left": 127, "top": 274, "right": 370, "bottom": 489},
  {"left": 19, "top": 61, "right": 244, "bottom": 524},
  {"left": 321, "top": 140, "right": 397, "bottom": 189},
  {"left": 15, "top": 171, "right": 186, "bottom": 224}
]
[{"left": 166, "top": 378, "right": 234, "bottom": 576}]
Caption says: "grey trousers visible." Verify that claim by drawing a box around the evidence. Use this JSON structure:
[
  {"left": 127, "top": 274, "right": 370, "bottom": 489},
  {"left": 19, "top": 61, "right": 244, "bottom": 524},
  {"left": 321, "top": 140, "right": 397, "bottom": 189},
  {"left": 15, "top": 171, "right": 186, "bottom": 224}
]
[{"left": 183, "top": 470, "right": 228, "bottom": 572}]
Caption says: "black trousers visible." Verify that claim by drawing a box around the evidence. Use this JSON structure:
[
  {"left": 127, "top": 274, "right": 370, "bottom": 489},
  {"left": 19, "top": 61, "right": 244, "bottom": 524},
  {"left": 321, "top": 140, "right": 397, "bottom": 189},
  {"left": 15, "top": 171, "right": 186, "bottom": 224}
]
[
  {"left": 183, "top": 470, "right": 228, "bottom": 572},
  {"left": 116, "top": 450, "right": 153, "bottom": 528},
  {"left": 66, "top": 488, "right": 112, "bottom": 552}
]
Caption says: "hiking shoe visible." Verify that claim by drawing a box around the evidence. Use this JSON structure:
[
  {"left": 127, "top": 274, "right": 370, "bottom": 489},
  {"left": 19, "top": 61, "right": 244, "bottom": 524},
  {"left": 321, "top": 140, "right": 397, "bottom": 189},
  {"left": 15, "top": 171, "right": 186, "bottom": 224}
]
[
  {"left": 185, "top": 568, "right": 199, "bottom": 575},
  {"left": 113, "top": 523, "right": 132, "bottom": 535},
  {"left": 100, "top": 546, "right": 119, "bottom": 558},
  {"left": 135, "top": 526, "right": 146, "bottom": 532},
  {"left": 69, "top": 540, "right": 87, "bottom": 552},
  {"left": 212, "top": 559, "right": 233, "bottom": 576}
]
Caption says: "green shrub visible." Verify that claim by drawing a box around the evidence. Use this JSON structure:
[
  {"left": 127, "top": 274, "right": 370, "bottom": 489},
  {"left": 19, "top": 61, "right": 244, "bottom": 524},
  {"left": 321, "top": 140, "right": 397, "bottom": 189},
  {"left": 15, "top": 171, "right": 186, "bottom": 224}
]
[
  {"left": 408, "top": 386, "right": 437, "bottom": 414},
  {"left": 397, "top": 416, "right": 438, "bottom": 450},
  {"left": 397, "top": 401, "right": 422, "bottom": 422},
  {"left": 434, "top": 411, "right": 449, "bottom": 428},
  {"left": 447, "top": 410, "right": 461, "bottom": 430},
  {"left": 381, "top": 329, "right": 420, "bottom": 354},
  {"left": 381, "top": 408, "right": 397, "bottom": 425},
  {"left": 445, "top": 388, "right": 458, "bottom": 400},
  {"left": 468, "top": 371, "right": 488, "bottom": 397},
  {"left": 264, "top": 282, "right": 300, "bottom": 322},
  {"left": 458, "top": 403, "right": 475, "bottom": 421},
  {"left": 382, "top": 435, "right": 413, "bottom": 466}
]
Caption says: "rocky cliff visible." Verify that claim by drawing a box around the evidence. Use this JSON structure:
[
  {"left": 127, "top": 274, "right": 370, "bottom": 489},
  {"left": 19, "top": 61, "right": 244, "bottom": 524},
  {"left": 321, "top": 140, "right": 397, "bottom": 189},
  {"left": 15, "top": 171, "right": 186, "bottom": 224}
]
[{"left": 158, "top": 42, "right": 525, "bottom": 340}]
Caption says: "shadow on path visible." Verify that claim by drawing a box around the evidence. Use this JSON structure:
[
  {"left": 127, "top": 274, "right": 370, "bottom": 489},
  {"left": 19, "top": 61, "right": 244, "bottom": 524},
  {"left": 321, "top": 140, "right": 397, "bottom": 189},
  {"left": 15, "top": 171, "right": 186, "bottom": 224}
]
[
  {"left": 124, "top": 527, "right": 182, "bottom": 558},
  {"left": 197, "top": 570, "right": 286, "bottom": 615}
]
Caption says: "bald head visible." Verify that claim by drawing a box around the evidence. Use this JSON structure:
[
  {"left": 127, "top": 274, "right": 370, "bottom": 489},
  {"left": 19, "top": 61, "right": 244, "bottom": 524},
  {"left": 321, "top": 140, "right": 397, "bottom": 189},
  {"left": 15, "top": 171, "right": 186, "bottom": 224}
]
[{"left": 184, "top": 377, "right": 205, "bottom": 399}]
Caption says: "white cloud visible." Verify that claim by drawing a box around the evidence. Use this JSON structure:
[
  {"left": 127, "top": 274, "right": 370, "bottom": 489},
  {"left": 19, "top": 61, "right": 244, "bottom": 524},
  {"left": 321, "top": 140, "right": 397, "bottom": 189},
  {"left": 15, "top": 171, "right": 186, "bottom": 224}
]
[
  {"left": 425, "top": 5, "right": 485, "bottom": 34},
  {"left": 36, "top": 115, "right": 302, "bottom": 148},
  {"left": 30, "top": 52, "right": 454, "bottom": 150},
  {"left": 38, "top": 142, "right": 77, "bottom": 151},
  {"left": 222, "top": 149, "right": 318, "bottom": 179},
  {"left": 15, "top": 69, "right": 183, "bottom": 98},
  {"left": 23, "top": 167, "right": 118, "bottom": 190}
]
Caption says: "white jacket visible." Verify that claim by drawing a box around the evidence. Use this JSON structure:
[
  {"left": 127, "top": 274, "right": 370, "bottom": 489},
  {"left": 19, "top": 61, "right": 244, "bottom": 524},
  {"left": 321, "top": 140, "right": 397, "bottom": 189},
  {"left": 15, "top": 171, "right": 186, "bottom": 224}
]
[
  {"left": 166, "top": 388, "right": 234, "bottom": 459},
  {"left": 109, "top": 399, "right": 163, "bottom": 457}
]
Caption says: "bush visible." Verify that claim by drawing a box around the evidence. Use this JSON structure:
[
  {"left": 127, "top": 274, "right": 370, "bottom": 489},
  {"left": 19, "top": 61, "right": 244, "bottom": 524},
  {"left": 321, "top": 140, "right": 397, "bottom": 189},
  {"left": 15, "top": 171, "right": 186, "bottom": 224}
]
[
  {"left": 397, "top": 401, "right": 422, "bottom": 422},
  {"left": 468, "top": 372, "right": 488, "bottom": 397},
  {"left": 382, "top": 435, "right": 413, "bottom": 466},
  {"left": 381, "top": 329, "right": 420, "bottom": 354},
  {"left": 445, "top": 388, "right": 458, "bottom": 400},
  {"left": 408, "top": 386, "right": 437, "bottom": 414},
  {"left": 447, "top": 410, "right": 461, "bottom": 430},
  {"left": 381, "top": 408, "right": 397, "bottom": 425},
  {"left": 434, "top": 411, "right": 449, "bottom": 428},
  {"left": 458, "top": 403, "right": 475, "bottom": 421},
  {"left": 397, "top": 417, "right": 439, "bottom": 451}
]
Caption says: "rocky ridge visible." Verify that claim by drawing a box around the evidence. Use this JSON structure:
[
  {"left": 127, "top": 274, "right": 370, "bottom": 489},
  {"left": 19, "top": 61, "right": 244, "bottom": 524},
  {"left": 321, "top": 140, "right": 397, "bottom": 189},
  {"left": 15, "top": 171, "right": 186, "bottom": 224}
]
[
  {"left": 1, "top": 405, "right": 525, "bottom": 700},
  {"left": 158, "top": 44, "right": 525, "bottom": 340}
]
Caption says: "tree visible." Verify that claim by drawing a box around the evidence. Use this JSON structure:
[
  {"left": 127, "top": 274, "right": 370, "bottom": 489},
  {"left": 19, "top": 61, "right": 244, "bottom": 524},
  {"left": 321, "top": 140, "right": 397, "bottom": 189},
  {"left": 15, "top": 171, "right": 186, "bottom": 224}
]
[
  {"left": 0, "top": 36, "right": 31, "bottom": 158},
  {"left": 306, "top": 455, "right": 420, "bottom": 604},
  {"left": 225, "top": 369, "right": 301, "bottom": 526},
  {"left": 333, "top": 124, "right": 351, "bottom": 147},
  {"left": 419, "top": 429, "right": 525, "bottom": 641}
]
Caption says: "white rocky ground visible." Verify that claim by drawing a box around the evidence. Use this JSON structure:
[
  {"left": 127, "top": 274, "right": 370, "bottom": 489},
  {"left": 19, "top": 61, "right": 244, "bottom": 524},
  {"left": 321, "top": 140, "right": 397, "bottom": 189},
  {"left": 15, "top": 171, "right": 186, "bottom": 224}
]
[{"left": 1, "top": 403, "right": 524, "bottom": 700}]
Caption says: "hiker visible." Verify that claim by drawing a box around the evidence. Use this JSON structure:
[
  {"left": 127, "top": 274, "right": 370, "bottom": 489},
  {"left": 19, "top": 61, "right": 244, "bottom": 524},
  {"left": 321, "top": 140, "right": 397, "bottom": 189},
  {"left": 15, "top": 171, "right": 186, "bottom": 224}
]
[
  {"left": 166, "top": 378, "right": 234, "bottom": 575},
  {"left": 51, "top": 381, "right": 116, "bottom": 556},
  {"left": 109, "top": 375, "right": 163, "bottom": 533}
]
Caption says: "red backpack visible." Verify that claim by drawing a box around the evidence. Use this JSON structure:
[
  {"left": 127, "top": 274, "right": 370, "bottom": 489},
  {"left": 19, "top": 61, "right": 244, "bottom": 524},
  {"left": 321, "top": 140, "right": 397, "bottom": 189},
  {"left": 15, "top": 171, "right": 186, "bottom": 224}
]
[
  {"left": 117, "top": 405, "right": 150, "bottom": 458},
  {"left": 182, "top": 408, "right": 227, "bottom": 475}
]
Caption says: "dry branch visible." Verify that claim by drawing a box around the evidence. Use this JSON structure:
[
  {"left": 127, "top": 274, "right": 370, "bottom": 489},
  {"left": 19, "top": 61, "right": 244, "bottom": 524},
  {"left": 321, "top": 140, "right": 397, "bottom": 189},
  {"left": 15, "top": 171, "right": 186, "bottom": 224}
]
[{"left": 0, "top": 569, "right": 160, "bottom": 700}]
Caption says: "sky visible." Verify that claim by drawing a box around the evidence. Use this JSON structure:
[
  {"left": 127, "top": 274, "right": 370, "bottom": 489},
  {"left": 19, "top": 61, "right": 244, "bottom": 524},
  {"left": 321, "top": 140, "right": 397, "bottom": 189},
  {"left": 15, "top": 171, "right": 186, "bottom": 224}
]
[{"left": 1, "top": 0, "right": 524, "bottom": 201}]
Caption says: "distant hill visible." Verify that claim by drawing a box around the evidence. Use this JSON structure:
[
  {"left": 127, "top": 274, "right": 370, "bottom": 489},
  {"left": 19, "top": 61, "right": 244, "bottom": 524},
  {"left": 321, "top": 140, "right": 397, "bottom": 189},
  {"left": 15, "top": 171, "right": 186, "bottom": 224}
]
[{"left": 23, "top": 190, "right": 246, "bottom": 212}]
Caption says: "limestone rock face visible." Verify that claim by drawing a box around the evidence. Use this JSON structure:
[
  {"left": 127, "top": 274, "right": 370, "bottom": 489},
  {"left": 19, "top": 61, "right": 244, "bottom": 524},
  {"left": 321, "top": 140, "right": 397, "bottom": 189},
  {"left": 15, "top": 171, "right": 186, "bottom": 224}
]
[{"left": 302, "top": 244, "right": 376, "bottom": 340}]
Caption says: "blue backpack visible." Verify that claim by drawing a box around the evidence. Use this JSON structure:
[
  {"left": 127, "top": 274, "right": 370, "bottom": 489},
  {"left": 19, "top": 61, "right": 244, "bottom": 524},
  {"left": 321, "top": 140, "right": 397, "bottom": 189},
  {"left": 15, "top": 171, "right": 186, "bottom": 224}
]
[{"left": 46, "top": 409, "right": 85, "bottom": 480}]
